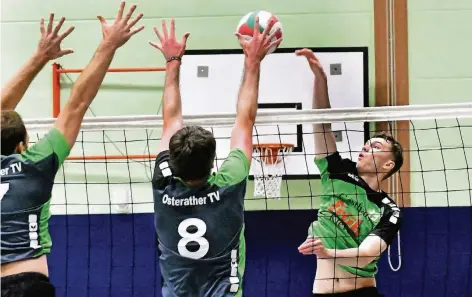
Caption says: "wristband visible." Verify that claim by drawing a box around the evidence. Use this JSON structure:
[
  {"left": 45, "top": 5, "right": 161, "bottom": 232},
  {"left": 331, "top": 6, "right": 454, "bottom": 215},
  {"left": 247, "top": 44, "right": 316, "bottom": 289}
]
[{"left": 167, "top": 56, "right": 182, "bottom": 63}]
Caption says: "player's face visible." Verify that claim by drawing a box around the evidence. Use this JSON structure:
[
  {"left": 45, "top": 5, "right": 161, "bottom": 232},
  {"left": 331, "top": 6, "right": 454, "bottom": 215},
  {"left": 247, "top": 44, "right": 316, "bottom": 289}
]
[{"left": 356, "top": 137, "right": 395, "bottom": 176}]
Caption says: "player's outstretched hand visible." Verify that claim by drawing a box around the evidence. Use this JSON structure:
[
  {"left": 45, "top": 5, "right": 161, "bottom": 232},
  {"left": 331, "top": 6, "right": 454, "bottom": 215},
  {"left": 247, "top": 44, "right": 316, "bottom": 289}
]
[
  {"left": 298, "top": 236, "right": 330, "bottom": 258},
  {"left": 37, "top": 13, "right": 75, "bottom": 60},
  {"left": 97, "top": 1, "right": 144, "bottom": 50},
  {"left": 296, "top": 48, "right": 326, "bottom": 79},
  {"left": 149, "top": 19, "right": 190, "bottom": 62},
  {"left": 236, "top": 17, "right": 282, "bottom": 63}
]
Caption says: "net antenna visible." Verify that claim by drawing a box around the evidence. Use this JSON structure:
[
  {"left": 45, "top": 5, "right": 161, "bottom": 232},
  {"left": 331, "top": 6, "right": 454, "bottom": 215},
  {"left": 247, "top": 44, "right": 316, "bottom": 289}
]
[{"left": 252, "top": 143, "right": 294, "bottom": 199}]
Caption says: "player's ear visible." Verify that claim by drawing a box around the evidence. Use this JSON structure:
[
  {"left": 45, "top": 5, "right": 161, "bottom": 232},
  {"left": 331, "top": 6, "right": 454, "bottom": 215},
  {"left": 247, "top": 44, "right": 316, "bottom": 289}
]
[
  {"left": 15, "top": 141, "right": 26, "bottom": 154},
  {"left": 382, "top": 159, "right": 395, "bottom": 173}
]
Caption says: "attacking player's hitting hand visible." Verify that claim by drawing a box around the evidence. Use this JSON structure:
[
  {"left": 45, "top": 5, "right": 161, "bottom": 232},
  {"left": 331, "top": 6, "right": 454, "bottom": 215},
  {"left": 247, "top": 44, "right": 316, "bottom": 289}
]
[
  {"left": 97, "top": 1, "right": 144, "bottom": 50},
  {"left": 296, "top": 48, "right": 327, "bottom": 80},
  {"left": 37, "top": 13, "right": 75, "bottom": 61},
  {"left": 298, "top": 236, "right": 331, "bottom": 258},
  {"left": 150, "top": 19, "right": 190, "bottom": 61},
  {"left": 235, "top": 17, "right": 282, "bottom": 62}
]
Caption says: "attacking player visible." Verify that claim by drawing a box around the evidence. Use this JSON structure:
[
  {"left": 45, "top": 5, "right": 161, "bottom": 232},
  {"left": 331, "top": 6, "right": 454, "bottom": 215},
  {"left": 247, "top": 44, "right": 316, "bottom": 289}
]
[
  {"left": 150, "top": 18, "right": 281, "bottom": 297},
  {"left": 296, "top": 49, "right": 404, "bottom": 297},
  {"left": 1, "top": 3, "right": 144, "bottom": 296}
]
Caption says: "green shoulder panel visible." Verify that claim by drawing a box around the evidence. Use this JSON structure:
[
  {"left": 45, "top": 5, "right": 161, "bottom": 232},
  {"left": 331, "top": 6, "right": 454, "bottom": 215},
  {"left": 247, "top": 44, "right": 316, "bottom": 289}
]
[
  {"left": 210, "top": 149, "right": 250, "bottom": 187},
  {"left": 314, "top": 156, "right": 330, "bottom": 183},
  {"left": 22, "top": 128, "right": 70, "bottom": 165}
]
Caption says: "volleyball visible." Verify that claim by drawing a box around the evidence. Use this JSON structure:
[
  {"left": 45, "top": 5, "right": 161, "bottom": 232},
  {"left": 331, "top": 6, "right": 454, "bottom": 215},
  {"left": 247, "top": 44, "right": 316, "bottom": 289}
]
[{"left": 237, "top": 11, "right": 283, "bottom": 54}]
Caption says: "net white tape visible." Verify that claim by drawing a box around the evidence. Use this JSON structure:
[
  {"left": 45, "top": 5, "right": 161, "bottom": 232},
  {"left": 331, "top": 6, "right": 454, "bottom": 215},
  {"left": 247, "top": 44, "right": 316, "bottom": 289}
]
[{"left": 24, "top": 103, "right": 472, "bottom": 132}]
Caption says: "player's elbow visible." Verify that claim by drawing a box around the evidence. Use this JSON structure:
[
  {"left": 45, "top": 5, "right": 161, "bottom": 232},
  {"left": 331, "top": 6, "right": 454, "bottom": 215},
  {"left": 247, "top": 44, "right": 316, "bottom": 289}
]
[
  {"left": 236, "top": 101, "right": 257, "bottom": 124},
  {"left": 66, "top": 91, "right": 93, "bottom": 114},
  {"left": 357, "top": 243, "right": 383, "bottom": 267},
  {"left": 357, "top": 256, "right": 377, "bottom": 268}
]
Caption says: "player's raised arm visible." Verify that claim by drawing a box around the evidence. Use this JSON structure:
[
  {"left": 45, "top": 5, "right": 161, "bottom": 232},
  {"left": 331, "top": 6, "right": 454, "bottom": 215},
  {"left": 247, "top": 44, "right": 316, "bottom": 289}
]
[
  {"left": 296, "top": 49, "right": 337, "bottom": 158},
  {"left": 1, "top": 14, "right": 74, "bottom": 111},
  {"left": 149, "top": 19, "right": 190, "bottom": 152},
  {"left": 54, "top": 2, "right": 144, "bottom": 148},
  {"left": 232, "top": 17, "right": 282, "bottom": 162}
]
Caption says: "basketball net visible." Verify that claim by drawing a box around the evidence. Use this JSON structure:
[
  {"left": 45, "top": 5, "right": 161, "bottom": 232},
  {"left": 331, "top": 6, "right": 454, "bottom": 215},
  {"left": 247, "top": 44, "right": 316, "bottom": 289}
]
[{"left": 252, "top": 144, "right": 294, "bottom": 199}]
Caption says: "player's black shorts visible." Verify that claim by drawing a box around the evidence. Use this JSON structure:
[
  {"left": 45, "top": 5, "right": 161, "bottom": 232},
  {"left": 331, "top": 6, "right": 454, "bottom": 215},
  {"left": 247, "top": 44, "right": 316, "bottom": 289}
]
[
  {"left": 1, "top": 272, "right": 55, "bottom": 297},
  {"left": 313, "top": 287, "right": 384, "bottom": 297}
]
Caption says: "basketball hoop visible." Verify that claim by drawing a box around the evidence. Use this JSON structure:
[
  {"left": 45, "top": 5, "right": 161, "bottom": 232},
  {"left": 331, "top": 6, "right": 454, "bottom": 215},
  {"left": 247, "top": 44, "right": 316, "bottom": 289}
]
[{"left": 252, "top": 143, "right": 294, "bottom": 199}]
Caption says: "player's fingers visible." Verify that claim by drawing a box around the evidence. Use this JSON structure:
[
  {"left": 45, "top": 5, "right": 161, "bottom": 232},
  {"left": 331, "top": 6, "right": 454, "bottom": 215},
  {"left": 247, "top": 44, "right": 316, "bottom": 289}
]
[
  {"left": 298, "top": 239, "right": 317, "bottom": 250},
  {"left": 40, "top": 18, "right": 46, "bottom": 35},
  {"left": 296, "top": 48, "right": 315, "bottom": 59},
  {"left": 235, "top": 32, "right": 247, "bottom": 45},
  {"left": 170, "top": 18, "right": 175, "bottom": 39},
  {"left": 253, "top": 16, "right": 261, "bottom": 38},
  {"left": 123, "top": 4, "right": 137, "bottom": 23},
  {"left": 47, "top": 13, "right": 55, "bottom": 34},
  {"left": 295, "top": 48, "right": 309, "bottom": 56},
  {"left": 162, "top": 19, "right": 169, "bottom": 40},
  {"left": 116, "top": 1, "right": 126, "bottom": 22},
  {"left": 154, "top": 27, "right": 164, "bottom": 43},
  {"left": 264, "top": 27, "right": 280, "bottom": 46},
  {"left": 58, "top": 49, "right": 74, "bottom": 57},
  {"left": 58, "top": 26, "right": 75, "bottom": 42},
  {"left": 181, "top": 32, "right": 190, "bottom": 45},
  {"left": 52, "top": 17, "right": 65, "bottom": 36},
  {"left": 149, "top": 40, "right": 163, "bottom": 51},
  {"left": 97, "top": 15, "right": 107, "bottom": 25},
  {"left": 129, "top": 25, "right": 145, "bottom": 37},
  {"left": 126, "top": 12, "right": 143, "bottom": 31},
  {"left": 266, "top": 38, "right": 282, "bottom": 52},
  {"left": 261, "top": 18, "right": 274, "bottom": 38}
]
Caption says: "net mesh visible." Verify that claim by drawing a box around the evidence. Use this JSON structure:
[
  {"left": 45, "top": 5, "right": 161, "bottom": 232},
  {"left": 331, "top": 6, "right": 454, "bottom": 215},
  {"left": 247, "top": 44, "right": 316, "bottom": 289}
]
[{"left": 23, "top": 105, "right": 472, "bottom": 297}]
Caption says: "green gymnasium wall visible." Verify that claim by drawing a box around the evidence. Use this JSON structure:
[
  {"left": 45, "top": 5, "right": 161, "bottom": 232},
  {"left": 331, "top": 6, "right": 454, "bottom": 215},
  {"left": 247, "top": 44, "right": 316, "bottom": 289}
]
[
  {"left": 408, "top": 0, "right": 472, "bottom": 207},
  {"left": 2, "top": 0, "right": 471, "bottom": 209}
]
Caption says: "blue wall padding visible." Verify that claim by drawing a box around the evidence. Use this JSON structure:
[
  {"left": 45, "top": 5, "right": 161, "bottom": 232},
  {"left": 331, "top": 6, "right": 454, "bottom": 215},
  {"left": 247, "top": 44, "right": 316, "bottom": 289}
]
[{"left": 47, "top": 207, "right": 472, "bottom": 297}]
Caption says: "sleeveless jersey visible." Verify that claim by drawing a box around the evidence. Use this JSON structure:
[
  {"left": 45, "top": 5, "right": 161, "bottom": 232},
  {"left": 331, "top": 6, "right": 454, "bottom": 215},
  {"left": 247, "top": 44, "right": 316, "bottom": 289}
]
[
  {"left": 308, "top": 152, "right": 402, "bottom": 277},
  {"left": 1, "top": 128, "right": 70, "bottom": 264},
  {"left": 152, "top": 148, "right": 249, "bottom": 297}
]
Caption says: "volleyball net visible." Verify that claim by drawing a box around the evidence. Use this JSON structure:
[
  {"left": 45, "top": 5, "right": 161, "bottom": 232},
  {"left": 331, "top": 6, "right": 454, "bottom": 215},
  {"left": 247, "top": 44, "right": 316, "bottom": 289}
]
[{"left": 23, "top": 103, "right": 472, "bottom": 297}]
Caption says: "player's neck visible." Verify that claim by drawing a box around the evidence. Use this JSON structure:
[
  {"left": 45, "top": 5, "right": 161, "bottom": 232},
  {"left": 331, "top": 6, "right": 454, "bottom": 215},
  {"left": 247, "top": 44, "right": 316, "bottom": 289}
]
[
  {"left": 358, "top": 173, "right": 382, "bottom": 192},
  {"left": 185, "top": 178, "right": 208, "bottom": 187}
]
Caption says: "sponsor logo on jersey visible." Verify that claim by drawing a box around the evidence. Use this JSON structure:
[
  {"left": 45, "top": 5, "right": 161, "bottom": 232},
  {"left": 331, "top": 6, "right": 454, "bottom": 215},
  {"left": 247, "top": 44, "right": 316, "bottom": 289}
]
[
  {"left": 29, "top": 214, "right": 41, "bottom": 249},
  {"left": 162, "top": 191, "right": 221, "bottom": 207},
  {"left": 229, "top": 249, "right": 240, "bottom": 293}
]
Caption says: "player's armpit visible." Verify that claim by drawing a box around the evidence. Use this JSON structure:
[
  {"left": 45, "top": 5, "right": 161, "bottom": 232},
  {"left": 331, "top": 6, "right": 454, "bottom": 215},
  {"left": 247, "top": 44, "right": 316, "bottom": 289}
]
[
  {"left": 314, "top": 151, "right": 357, "bottom": 183},
  {"left": 213, "top": 148, "right": 250, "bottom": 187}
]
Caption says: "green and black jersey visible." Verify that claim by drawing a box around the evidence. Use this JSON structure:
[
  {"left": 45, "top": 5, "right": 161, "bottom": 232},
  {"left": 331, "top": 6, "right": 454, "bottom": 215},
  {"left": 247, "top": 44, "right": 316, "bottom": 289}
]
[
  {"left": 152, "top": 148, "right": 250, "bottom": 297},
  {"left": 309, "top": 152, "right": 402, "bottom": 277},
  {"left": 1, "top": 128, "right": 70, "bottom": 264}
]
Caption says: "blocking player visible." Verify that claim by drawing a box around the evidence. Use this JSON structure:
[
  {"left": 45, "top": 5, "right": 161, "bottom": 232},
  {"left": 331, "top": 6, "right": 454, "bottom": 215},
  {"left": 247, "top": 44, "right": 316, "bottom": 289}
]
[
  {"left": 1, "top": 3, "right": 144, "bottom": 296},
  {"left": 295, "top": 49, "right": 403, "bottom": 297},
  {"left": 150, "top": 18, "right": 281, "bottom": 297}
]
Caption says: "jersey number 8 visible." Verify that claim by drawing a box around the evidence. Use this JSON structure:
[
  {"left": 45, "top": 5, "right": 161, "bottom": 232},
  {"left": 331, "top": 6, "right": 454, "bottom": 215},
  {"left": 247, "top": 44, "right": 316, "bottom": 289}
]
[{"left": 177, "top": 218, "right": 209, "bottom": 259}]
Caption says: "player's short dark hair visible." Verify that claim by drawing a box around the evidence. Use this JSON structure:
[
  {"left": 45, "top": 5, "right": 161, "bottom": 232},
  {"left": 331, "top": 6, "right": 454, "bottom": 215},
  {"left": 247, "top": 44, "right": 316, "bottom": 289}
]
[
  {"left": 1, "top": 110, "right": 27, "bottom": 155},
  {"left": 169, "top": 126, "right": 216, "bottom": 181},
  {"left": 372, "top": 131, "right": 403, "bottom": 180}
]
